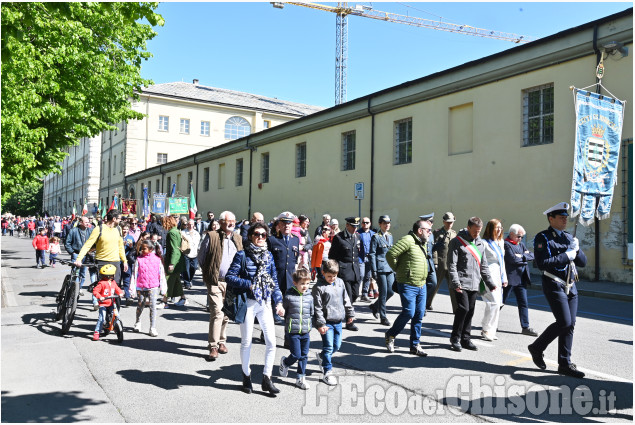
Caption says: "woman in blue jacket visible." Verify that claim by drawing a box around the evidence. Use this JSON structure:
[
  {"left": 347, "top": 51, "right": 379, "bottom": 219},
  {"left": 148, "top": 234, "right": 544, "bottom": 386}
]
[
  {"left": 226, "top": 222, "right": 285, "bottom": 396},
  {"left": 368, "top": 215, "right": 395, "bottom": 326}
]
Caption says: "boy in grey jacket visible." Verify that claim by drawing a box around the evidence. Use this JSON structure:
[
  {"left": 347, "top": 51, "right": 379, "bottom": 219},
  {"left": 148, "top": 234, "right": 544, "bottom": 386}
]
[
  {"left": 312, "top": 259, "right": 355, "bottom": 386},
  {"left": 280, "top": 269, "right": 314, "bottom": 390}
]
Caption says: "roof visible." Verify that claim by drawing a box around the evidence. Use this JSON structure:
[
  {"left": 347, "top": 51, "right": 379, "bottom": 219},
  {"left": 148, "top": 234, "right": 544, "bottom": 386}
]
[{"left": 141, "top": 81, "right": 325, "bottom": 117}]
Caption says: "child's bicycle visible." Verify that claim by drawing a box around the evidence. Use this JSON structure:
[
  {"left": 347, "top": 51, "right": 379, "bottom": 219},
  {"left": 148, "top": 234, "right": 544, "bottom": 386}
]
[
  {"left": 99, "top": 295, "right": 124, "bottom": 343},
  {"left": 55, "top": 259, "right": 99, "bottom": 335}
]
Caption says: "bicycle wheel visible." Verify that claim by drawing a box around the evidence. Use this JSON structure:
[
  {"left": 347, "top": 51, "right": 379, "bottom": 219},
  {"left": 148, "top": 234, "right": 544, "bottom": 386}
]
[
  {"left": 55, "top": 275, "right": 71, "bottom": 321},
  {"left": 114, "top": 318, "right": 124, "bottom": 343},
  {"left": 61, "top": 280, "right": 78, "bottom": 334}
]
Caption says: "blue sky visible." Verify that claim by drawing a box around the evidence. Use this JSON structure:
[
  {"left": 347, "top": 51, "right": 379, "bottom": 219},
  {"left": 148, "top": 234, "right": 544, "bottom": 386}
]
[{"left": 141, "top": 2, "right": 631, "bottom": 108}]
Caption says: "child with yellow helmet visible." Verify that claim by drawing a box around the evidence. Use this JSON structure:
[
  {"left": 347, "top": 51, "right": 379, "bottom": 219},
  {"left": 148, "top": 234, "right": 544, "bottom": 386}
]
[{"left": 92, "top": 264, "right": 125, "bottom": 341}]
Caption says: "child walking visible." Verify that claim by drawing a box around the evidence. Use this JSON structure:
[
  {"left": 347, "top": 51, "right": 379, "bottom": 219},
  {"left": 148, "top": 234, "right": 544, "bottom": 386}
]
[
  {"left": 48, "top": 236, "right": 61, "bottom": 267},
  {"left": 133, "top": 240, "right": 165, "bottom": 336},
  {"left": 32, "top": 228, "right": 49, "bottom": 268},
  {"left": 312, "top": 259, "right": 355, "bottom": 386},
  {"left": 92, "top": 264, "right": 125, "bottom": 341},
  {"left": 279, "top": 269, "right": 314, "bottom": 390}
]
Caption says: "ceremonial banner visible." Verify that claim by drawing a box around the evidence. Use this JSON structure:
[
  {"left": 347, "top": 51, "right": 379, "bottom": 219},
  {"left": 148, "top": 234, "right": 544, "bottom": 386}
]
[
  {"left": 570, "top": 90, "right": 625, "bottom": 226},
  {"left": 153, "top": 193, "right": 167, "bottom": 214},
  {"left": 168, "top": 197, "right": 189, "bottom": 214},
  {"left": 143, "top": 187, "right": 150, "bottom": 220},
  {"left": 121, "top": 199, "right": 137, "bottom": 215}
]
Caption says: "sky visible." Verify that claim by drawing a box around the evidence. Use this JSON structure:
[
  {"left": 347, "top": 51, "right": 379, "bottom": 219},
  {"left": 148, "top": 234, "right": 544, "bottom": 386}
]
[{"left": 140, "top": 2, "right": 632, "bottom": 108}]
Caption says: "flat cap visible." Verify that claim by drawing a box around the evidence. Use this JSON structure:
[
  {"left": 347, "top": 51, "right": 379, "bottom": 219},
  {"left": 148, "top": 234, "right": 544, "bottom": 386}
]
[{"left": 442, "top": 212, "right": 456, "bottom": 222}]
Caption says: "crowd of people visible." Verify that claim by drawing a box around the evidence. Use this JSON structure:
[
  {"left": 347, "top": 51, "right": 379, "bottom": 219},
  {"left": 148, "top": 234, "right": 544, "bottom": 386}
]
[{"left": 4, "top": 200, "right": 587, "bottom": 394}]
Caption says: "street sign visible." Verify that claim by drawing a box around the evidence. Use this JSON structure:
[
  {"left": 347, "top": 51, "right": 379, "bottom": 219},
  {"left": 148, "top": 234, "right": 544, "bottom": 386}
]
[{"left": 354, "top": 182, "right": 364, "bottom": 200}]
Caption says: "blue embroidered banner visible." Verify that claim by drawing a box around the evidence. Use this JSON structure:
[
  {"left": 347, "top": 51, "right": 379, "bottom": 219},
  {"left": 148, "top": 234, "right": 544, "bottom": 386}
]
[
  {"left": 570, "top": 90, "right": 625, "bottom": 226},
  {"left": 152, "top": 193, "right": 166, "bottom": 214},
  {"left": 143, "top": 186, "right": 150, "bottom": 219}
]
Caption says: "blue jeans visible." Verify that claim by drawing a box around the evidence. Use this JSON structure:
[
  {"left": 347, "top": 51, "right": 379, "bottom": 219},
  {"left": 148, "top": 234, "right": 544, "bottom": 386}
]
[
  {"left": 71, "top": 253, "right": 95, "bottom": 289},
  {"left": 121, "top": 261, "right": 132, "bottom": 298},
  {"left": 182, "top": 256, "right": 198, "bottom": 285},
  {"left": 503, "top": 284, "right": 530, "bottom": 329},
  {"left": 35, "top": 250, "right": 46, "bottom": 267},
  {"left": 320, "top": 322, "right": 342, "bottom": 372},
  {"left": 284, "top": 332, "right": 311, "bottom": 375},
  {"left": 360, "top": 262, "right": 372, "bottom": 296},
  {"left": 94, "top": 305, "right": 113, "bottom": 333},
  {"left": 387, "top": 283, "right": 426, "bottom": 348}
]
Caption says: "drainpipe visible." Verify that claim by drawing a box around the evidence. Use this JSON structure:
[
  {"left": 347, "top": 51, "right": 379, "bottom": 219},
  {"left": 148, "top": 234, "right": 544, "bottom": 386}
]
[
  {"left": 367, "top": 96, "right": 376, "bottom": 223},
  {"left": 145, "top": 96, "right": 150, "bottom": 170},
  {"left": 592, "top": 24, "right": 601, "bottom": 281}
]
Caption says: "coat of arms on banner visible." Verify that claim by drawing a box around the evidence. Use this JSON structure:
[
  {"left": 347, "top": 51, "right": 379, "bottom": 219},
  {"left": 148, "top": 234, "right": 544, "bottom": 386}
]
[{"left": 152, "top": 193, "right": 167, "bottom": 214}]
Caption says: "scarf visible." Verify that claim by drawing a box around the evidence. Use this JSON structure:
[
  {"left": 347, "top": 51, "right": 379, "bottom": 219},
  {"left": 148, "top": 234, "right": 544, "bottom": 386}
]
[
  {"left": 505, "top": 237, "right": 517, "bottom": 245},
  {"left": 245, "top": 243, "right": 276, "bottom": 303}
]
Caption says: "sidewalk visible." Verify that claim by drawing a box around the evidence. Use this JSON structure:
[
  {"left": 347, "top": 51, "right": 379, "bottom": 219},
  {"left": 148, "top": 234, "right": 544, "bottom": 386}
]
[{"left": 528, "top": 273, "right": 633, "bottom": 302}]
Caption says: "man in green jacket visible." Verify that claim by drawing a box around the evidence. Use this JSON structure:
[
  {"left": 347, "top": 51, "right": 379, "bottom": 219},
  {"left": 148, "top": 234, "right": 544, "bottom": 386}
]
[{"left": 384, "top": 218, "right": 431, "bottom": 357}]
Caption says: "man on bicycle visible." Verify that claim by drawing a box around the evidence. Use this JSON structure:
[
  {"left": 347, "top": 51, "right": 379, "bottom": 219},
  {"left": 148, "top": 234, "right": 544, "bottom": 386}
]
[{"left": 65, "top": 217, "right": 95, "bottom": 295}]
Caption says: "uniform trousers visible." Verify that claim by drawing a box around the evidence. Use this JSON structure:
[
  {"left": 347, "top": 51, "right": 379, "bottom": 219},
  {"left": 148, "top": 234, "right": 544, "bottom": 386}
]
[
  {"left": 374, "top": 271, "right": 395, "bottom": 319},
  {"left": 451, "top": 289, "right": 478, "bottom": 342},
  {"left": 240, "top": 298, "right": 276, "bottom": 377},
  {"left": 207, "top": 281, "right": 229, "bottom": 350},
  {"left": 342, "top": 279, "right": 360, "bottom": 304},
  {"left": 532, "top": 281, "right": 578, "bottom": 366}
]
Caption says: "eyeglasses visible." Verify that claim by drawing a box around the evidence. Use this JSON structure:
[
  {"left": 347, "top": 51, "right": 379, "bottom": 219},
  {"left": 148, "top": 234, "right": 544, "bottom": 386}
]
[
  {"left": 253, "top": 232, "right": 267, "bottom": 239},
  {"left": 362, "top": 221, "right": 370, "bottom": 224},
  {"left": 516, "top": 234, "right": 525, "bottom": 238},
  {"left": 421, "top": 227, "right": 432, "bottom": 232}
]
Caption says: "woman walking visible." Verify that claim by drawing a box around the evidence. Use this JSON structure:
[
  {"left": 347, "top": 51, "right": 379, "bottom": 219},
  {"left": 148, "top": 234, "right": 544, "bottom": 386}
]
[
  {"left": 368, "top": 215, "right": 395, "bottom": 326},
  {"left": 225, "top": 222, "right": 285, "bottom": 396},
  {"left": 480, "top": 219, "right": 508, "bottom": 341},
  {"left": 162, "top": 216, "right": 187, "bottom": 307}
]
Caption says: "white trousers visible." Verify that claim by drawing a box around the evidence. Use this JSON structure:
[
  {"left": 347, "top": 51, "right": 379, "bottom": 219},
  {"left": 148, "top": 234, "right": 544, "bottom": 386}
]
[
  {"left": 481, "top": 286, "right": 503, "bottom": 335},
  {"left": 240, "top": 298, "right": 277, "bottom": 377}
]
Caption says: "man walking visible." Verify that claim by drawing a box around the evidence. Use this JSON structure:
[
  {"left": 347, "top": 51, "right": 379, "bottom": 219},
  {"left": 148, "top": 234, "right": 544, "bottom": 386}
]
[
  {"left": 528, "top": 202, "right": 587, "bottom": 378},
  {"left": 329, "top": 216, "right": 361, "bottom": 331},
  {"left": 447, "top": 217, "right": 496, "bottom": 352},
  {"left": 199, "top": 211, "right": 242, "bottom": 361},
  {"left": 431, "top": 212, "right": 457, "bottom": 312},
  {"left": 65, "top": 216, "right": 94, "bottom": 295},
  {"left": 384, "top": 218, "right": 431, "bottom": 357},
  {"left": 358, "top": 217, "right": 375, "bottom": 302}
]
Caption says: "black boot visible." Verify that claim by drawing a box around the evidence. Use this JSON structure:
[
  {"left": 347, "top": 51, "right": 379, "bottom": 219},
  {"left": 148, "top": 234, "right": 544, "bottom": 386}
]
[
  {"left": 262, "top": 375, "right": 280, "bottom": 395},
  {"left": 242, "top": 372, "right": 253, "bottom": 394}
]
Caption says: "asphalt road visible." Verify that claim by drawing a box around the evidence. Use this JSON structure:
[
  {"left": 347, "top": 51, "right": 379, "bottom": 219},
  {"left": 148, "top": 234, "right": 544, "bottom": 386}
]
[{"left": 1, "top": 236, "right": 632, "bottom": 423}]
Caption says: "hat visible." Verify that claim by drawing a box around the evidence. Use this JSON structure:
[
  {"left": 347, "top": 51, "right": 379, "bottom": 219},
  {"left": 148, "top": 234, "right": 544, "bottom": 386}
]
[
  {"left": 330, "top": 218, "right": 339, "bottom": 226},
  {"left": 378, "top": 215, "right": 391, "bottom": 223},
  {"left": 544, "top": 202, "right": 570, "bottom": 217},
  {"left": 195, "top": 214, "right": 202, "bottom": 220},
  {"left": 276, "top": 211, "right": 295, "bottom": 223},
  {"left": 345, "top": 216, "right": 360, "bottom": 225},
  {"left": 419, "top": 213, "right": 434, "bottom": 221},
  {"left": 442, "top": 212, "right": 456, "bottom": 222}
]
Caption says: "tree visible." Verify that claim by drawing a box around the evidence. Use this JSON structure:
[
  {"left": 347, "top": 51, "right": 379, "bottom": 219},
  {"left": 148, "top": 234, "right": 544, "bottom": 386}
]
[
  {"left": 1, "top": 180, "right": 44, "bottom": 217},
  {"left": 1, "top": 2, "right": 164, "bottom": 202}
]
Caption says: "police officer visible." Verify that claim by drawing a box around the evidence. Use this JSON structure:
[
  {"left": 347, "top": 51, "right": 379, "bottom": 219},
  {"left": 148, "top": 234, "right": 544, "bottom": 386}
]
[
  {"left": 329, "top": 216, "right": 361, "bottom": 331},
  {"left": 267, "top": 211, "right": 300, "bottom": 322},
  {"left": 528, "top": 202, "right": 587, "bottom": 378}
]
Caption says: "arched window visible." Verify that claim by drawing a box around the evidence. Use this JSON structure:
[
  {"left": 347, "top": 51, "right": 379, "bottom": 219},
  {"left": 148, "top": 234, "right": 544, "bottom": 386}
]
[
  {"left": 129, "top": 186, "right": 135, "bottom": 200},
  {"left": 224, "top": 116, "right": 251, "bottom": 140}
]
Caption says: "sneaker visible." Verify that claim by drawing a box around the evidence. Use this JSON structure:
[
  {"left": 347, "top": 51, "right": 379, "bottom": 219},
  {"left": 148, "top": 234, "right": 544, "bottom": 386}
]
[
  {"left": 315, "top": 351, "right": 324, "bottom": 374},
  {"left": 92, "top": 332, "right": 100, "bottom": 341},
  {"left": 51, "top": 264, "right": 56, "bottom": 268},
  {"left": 385, "top": 333, "right": 395, "bottom": 353},
  {"left": 149, "top": 328, "right": 158, "bottom": 337},
  {"left": 522, "top": 327, "right": 539, "bottom": 337},
  {"left": 175, "top": 298, "right": 187, "bottom": 307},
  {"left": 323, "top": 370, "right": 337, "bottom": 386},
  {"left": 410, "top": 345, "right": 428, "bottom": 357},
  {"left": 133, "top": 322, "right": 141, "bottom": 333},
  {"left": 79, "top": 289, "right": 85, "bottom": 296},
  {"left": 156, "top": 302, "right": 166, "bottom": 309},
  {"left": 279, "top": 356, "right": 289, "bottom": 377},
  {"left": 360, "top": 295, "right": 371, "bottom": 303},
  {"left": 481, "top": 331, "right": 494, "bottom": 341},
  {"left": 295, "top": 374, "right": 310, "bottom": 390},
  {"left": 93, "top": 303, "right": 99, "bottom": 311}
]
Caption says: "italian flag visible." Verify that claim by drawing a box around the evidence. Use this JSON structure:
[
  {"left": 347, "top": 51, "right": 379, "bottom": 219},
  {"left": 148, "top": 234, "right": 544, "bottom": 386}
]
[
  {"left": 72, "top": 203, "right": 77, "bottom": 220},
  {"left": 189, "top": 184, "right": 197, "bottom": 219},
  {"left": 82, "top": 198, "right": 88, "bottom": 216}
]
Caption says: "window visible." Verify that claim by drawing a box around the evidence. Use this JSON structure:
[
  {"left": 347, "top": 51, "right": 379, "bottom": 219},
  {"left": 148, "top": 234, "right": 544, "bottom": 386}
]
[
  {"left": 225, "top": 116, "right": 251, "bottom": 140},
  {"left": 448, "top": 103, "right": 474, "bottom": 155},
  {"left": 120, "top": 153, "right": 123, "bottom": 173},
  {"left": 341, "top": 131, "right": 356, "bottom": 171},
  {"left": 523, "top": 83, "right": 554, "bottom": 146},
  {"left": 167, "top": 176, "right": 172, "bottom": 193},
  {"left": 148, "top": 180, "right": 151, "bottom": 194},
  {"left": 296, "top": 142, "right": 306, "bottom": 178},
  {"left": 113, "top": 155, "right": 117, "bottom": 175},
  {"left": 263, "top": 120, "right": 271, "bottom": 129},
  {"left": 187, "top": 171, "right": 193, "bottom": 187},
  {"left": 204, "top": 167, "right": 210, "bottom": 192},
  {"left": 218, "top": 164, "right": 225, "bottom": 189},
  {"left": 155, "top": 179, "right": 160, "bottom": 193},
  {"left": 108, "top": 158, "right": 111, "bottom": 176},
  {"left": 394, "top": 118, "right": 413, "bottom": 165},
  {"left": 201, "top": 121, "right": 210, "bottom": 136},
  {"left": 157, "top": 153, "right": 167, "bottom": 164},
  {"left": 180, "top": 118, "right": 190, "bottom": 135},
  {"left": 261, "top": 153, "right": 270, "bottom": 183},
  {"left": 176, "top": 174, "right": 181, "bottom": 192},
  {"left": 101, "top": 161, "right": 105, "bottom": 178},
  {"left": 236, "top": 158, "right": 244, "bottom": 187},
  {"left": 159, "top": 115, "right": 169, "bottom": 131}
]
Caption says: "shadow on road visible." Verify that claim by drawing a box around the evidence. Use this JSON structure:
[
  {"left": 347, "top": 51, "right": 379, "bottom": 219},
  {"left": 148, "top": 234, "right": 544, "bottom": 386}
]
[{"left": 1, "top": 390, "right": 107, "bottom": 422}]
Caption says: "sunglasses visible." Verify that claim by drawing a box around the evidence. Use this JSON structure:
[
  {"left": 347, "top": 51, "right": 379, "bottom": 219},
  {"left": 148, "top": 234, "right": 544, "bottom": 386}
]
[{"left": 253, "top": 232, "right": 267, "bottom": 239}]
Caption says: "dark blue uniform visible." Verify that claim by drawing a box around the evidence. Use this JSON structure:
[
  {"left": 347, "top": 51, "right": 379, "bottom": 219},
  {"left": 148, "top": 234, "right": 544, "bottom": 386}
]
[
  {"left": 532, "top": 226, "right": 587, "bottom": 366},
  {"left": 267, "top": 233, "right": 300, "bottom": 294}
]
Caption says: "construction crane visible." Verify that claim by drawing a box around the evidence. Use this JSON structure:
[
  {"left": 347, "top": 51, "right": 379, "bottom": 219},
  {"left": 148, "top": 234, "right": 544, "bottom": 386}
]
[{"left": 272, "top": 1, "right": 537, "bottom": 105}]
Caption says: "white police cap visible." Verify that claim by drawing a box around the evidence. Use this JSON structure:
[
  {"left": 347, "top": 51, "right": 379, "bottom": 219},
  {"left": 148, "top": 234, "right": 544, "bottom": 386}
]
[{"left": 543, "top": 202, "right": 570, "bottom": 217}]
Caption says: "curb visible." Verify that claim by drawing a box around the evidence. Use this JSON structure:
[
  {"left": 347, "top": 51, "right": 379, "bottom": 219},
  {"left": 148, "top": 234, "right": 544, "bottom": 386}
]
[{"left": 576, "top": 289, "right": 633, "bottom": 302}]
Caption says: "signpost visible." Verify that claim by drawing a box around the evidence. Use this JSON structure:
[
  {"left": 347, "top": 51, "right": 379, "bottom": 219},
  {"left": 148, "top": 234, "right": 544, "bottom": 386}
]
[{"left": 354, "top": 182, "right": 364, "bottom": 219}]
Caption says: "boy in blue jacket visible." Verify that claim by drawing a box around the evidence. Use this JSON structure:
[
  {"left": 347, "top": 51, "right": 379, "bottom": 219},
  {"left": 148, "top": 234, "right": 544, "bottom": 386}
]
[{"left": 279, "top": 268, "right": 314, "bottom": 389}]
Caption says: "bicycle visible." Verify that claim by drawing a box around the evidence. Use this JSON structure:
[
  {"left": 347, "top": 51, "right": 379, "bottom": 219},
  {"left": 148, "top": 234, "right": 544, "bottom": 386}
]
[
  {"left": 55, "top": 259, "right": 99, "bottom": 335},
  {"left": 99, "top": 295, "right": 124, "bottom": 343}
]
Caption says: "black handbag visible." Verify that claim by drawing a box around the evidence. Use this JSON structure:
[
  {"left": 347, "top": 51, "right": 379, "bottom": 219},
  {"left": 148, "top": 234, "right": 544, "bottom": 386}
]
[{"left": 222, "top": 252, "right": 248, "bottom": 323}]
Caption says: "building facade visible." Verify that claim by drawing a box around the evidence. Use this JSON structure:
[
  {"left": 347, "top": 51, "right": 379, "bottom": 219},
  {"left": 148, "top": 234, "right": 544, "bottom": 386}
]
[{"left": 126, "top": 10, "right": 633, "bottom": 282}]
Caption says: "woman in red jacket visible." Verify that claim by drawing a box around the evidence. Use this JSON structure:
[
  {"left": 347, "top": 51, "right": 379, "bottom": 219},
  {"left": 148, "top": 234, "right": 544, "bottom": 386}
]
[{"left": 32, "top": 228, "right": 49, "bottom": 268}]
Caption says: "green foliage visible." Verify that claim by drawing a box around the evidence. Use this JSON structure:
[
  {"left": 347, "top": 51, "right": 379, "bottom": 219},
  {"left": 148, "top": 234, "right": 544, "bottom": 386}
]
[
  {"left": 1, "top": 2, "right": 164, "bottom": 202},
  {"left": 1, "top": 180, "right": 44, "bottom": 216}
]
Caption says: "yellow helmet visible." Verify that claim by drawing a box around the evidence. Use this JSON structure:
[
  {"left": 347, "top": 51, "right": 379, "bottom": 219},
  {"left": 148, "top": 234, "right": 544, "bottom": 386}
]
[{"left": 99, "top": 264, "right": 117, "bottom": 276}]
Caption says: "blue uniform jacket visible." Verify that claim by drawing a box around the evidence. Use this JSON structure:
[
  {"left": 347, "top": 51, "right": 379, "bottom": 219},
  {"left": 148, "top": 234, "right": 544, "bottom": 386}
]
[
  {"left": 368, "top": 231, "right": 394, "bottom": 274},
  {"left": 534, "top": 226, "right": 587, "bottom": 294},
  {"left": 225, "top": 250, "right": 283, "bottom": 306},
  {"left": 267, "top": 233, "right": 300, "bottom": 293}
]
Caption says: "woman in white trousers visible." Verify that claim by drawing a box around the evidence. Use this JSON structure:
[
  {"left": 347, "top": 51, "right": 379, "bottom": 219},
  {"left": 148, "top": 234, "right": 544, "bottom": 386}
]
[{"left": 480, "top": 219, "right": 508, "bottom": 341}]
